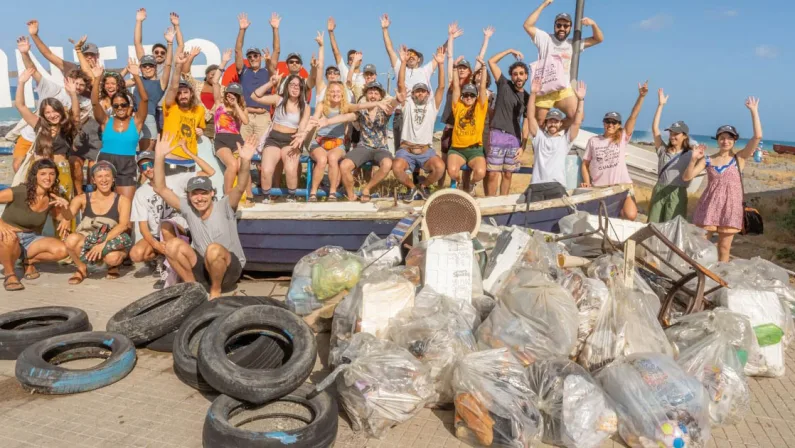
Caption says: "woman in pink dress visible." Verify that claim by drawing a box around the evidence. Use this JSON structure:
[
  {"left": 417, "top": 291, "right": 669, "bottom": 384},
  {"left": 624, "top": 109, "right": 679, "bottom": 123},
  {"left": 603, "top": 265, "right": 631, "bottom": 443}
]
[{"left": 684, "top": 97, "right": 762, "bottom": 261}]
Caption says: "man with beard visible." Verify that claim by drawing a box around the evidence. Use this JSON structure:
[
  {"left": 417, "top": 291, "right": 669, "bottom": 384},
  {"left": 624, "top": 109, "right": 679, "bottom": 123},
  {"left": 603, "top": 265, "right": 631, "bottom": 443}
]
[
  {"left": 523, "top": 0, "right": 603, "bottom": 123},
  {"left": 485, "top": 49, "right": 530, "bottom": 196},
  {"left": 26, "top": 19, "right": 98, "bottom": 78},
  {"left": 524, "top": 77, "right": 586, "bottom": 202},
  {"left": 162, "top": 52, "right": 206, "bottom": 161},
  {"left": 153, "top": 133, "right": 255, "bottom": 299}
]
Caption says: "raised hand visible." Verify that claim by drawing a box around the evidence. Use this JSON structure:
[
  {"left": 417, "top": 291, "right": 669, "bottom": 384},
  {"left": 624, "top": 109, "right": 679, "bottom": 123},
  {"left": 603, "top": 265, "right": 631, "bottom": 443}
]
[
  {"left": 18, "top": 67, "right": 36, "bottom": 84},
  {"left": 262, "top": 47, "right": 271, "bottom": 63},
  {"left": 27, "top": 19, "right": 39, "bottom": 36},
  {"left": 64, "top": 77, "right": 78, "bottom": 95},
  {"left": 315, "top": 30, "right": 324, "bottom": 46},
  {"left": 574, "top": 80, "right": 587, "bottom": 99},
  {"left": 511, "top": 49, "right": 524, "bottom": 60},
  {"left": 49, "top": 193, "right": 70, "bottom": 209},
  {"left": 169, "top": 12, "right": 180, "bottom": 26},
  {"left": 310, "top": 54, "right": 318, "bottom": 69},
  {"left": 136, "top": 8, "right": 146, "bottom": 22},
  {"left": 164, "top": 26, "right": 176, "bottom": 43},
  {"left": 327, "top": 17, "right": 336, "bottom": 32},
  {"left": 270, "top": 72, "right": 283, "bottom": 86},
  {"left": 483, "top": 26, "right": 495, "bottom": 38},
  {"left": 176, "top": 51, "right": 188, "bottom": 65},
  {"left": 433, "top": 46, "right": 445, "bottom": 64},
  {"left": 127, "top": 58, "right": 140, "bottom": 77},
  {"left": 238, "top": 13, "right": 250, "bottom": 30},
  {"left": 530, "top": 76, "right": 543, "bottom": 94},
  {"left": 351, "top": 51, "right": 362, "bottom": 65},
  {"left": 189, "top": 46, "right": 201, "bottom": 57},
  {"left": 17, "top": 36, "right": 30, "bottom": 53},
  {"left": 222, "top": 48, "right": 233, "bottom": 63},
  {"left": 582, "top": 17, "right": 595, "bottom": 27},
  {"left": 658, "top": 88, "right": 668, "bottom": 105},
  {"left": 475, "top": 56, "right": 485, "bottom": 68},
  {"left": 90, "top": 64, "right": 104, "bottom": 79},
  {"left": 270, "top": 13, "right": 281, "bottom": 29},
  {"left": 155, "top": 132, "right": 179, "bottom": 157},
  {"left": 69, "top": 35, "right": 88, "bottom": 50},
  {"left": 238, "top": 135, "right": 258, "bottom": 161},
  {"left": 692, "top": 144, "right": 705, "bottom": 160},
  {"left": 398, "top": 45, "right": 408, "bottom": 62},
  {"left": 638, "top": 80, "right": 649, "bottom": 97},
  {"left": 745, "top": 96, "right": 760, "bottom": 111},
  {"left": 380, "top": 14, "right": 390, "bottom": 29}
]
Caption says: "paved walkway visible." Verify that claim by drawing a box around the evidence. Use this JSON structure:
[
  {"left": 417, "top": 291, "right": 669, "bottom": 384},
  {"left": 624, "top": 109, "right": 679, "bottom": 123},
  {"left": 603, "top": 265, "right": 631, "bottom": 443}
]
[{"left": 0, "top": 266, "right": 793, "bottom": 448}]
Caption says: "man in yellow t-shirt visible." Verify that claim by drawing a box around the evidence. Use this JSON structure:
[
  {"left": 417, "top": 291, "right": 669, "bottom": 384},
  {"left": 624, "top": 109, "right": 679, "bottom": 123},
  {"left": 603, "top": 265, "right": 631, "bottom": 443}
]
[{"left": 163, "top": 53, "right": 206, "bottom": 160}]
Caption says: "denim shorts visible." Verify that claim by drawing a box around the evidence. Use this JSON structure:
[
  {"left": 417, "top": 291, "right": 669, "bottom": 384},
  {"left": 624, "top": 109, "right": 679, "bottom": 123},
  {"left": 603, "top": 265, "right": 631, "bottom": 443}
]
[
  {"left": 17, "top": 231, "right": 44, "bottom": 253},
  {"left": 140, "top": 114, "right": 158, "bottom": 140},
  {"left": 396, "top": 147, "right": 435, "bottom": 172}
]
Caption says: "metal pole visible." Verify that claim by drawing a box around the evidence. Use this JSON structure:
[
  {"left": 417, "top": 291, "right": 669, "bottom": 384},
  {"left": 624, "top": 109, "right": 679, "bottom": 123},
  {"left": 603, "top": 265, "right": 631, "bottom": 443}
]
[{"left": 569, "top": 0, "right": 586, "bottom": 82}]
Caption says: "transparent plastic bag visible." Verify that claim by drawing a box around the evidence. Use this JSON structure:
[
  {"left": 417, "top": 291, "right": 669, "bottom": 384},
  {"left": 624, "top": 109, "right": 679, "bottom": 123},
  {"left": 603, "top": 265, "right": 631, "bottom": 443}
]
[
  {"left": 587, "top": 253, "right": 661, "bottom": 316},
  {"left": 527, "top": 358, "right": 618, "bottom": 448},
  {"left": 596, "top": 353, "right": 711, "bottom": 448},
  {"left": 478, "top": 268, "right": 579, "bottom": 366},
  {"left": 577, "top": 283, "right": 673, "bottom": 373},
  {"left": 646, "top": 216, "right": 719, "bottom": 278},
  {"left": 317, "top": 333, "right": 436, "bottom": 438},
  {"left": 287, "top": 246, "right": 364, "bottom": 315},
  {"left": 519, "top": 234, "right": 568, "bottom": 281},
  {"left": 452, "top": 349, "right": 543, "bottom": 448},
  {"left": 665, "top": 308, "right": 757, "bottom": 364},
  {"left": 357, "top": 232, "right": 402, "bottom": 269},
  {"left": 558, "top": 271, "right": 611, "bottom": 358},
  {"left": 388, "top": 287, "right": 480, "bottom": 403}
]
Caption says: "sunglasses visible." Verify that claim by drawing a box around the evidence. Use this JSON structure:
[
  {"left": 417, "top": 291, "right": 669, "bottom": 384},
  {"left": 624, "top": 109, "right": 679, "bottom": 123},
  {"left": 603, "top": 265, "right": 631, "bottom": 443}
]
[
  {"left": 603, "top": 119, "right": 620, "bottom": 125},
  {"left": 139, "top": 161, "right": 154, "bottom": 171},
  {"left": 288, "top": 60, "right": 301, "bottom": 65},
  {"left": 247, "top": 53, "right": 261, "bottom": 58},
  {"left": 327, "top": 70, "right": 340, "bottom": 75},
  {"left": 555, "top": 23, "right": 571, "bottom": 29},
  {"left": 112, "top": 103, "right": 130, "bottom": 109},
  {"left": 153, "top": 51, "right": 166, "bottom": 56},
  {"left": 462, "top": 93, "right": 477, "bottom": 99}
]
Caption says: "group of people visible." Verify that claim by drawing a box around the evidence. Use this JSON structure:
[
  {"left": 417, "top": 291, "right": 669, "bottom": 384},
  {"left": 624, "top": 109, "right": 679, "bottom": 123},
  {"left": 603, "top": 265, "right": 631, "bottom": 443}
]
[{"left": 0, "top": 0, "right": 764, "bottom": 294}]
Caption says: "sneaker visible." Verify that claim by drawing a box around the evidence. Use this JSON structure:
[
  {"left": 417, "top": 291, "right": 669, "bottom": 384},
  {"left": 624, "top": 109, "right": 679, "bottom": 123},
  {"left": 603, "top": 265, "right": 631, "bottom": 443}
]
[
  {"left": 418, "top": 187, "right": 431, "bottom": 200},
  {"left": 133, "top": 259, "right": 158, "bottom": 278},
  {"left": 153, "top": 279, "right": 165, "bottom": 290},
  {"left": 402, "top": 188, "right": 419, "bottom": 203},
  {"left": 261, "top": 194, "right": 271, "bottom": 204},
  {"left": 286, "top": 193, "right": 297, "bottom": 203}
]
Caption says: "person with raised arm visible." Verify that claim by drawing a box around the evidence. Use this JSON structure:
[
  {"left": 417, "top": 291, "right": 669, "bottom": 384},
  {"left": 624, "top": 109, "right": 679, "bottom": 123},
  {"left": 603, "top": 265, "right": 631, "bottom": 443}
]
[
  {"left": 162, "top": 51, "right": 206, "bottom": 162},
  {"left": 250, "top": 71, "right": 311, "bottom": 203},
  {"left": 313, "top": 32, "right": 354, "bottom": 104},
  {"left": 525, "top": 77, "right": 585, "bottom": 202},
  {"left": 684, "top": 98, "right": 763, "bottom": 262},
  {"left": 485, "top": 48, "right": 530, "bottom": 196},
  {"left": 182, "top": 48, "right": 233, "bottom": 141},
  {"left": 134, "top": 9, "right": 184, "bottom": 78},
  {"left": 154, "top": 133, "right": 253, "bottom": 299},
  {"left": 132, "top": 22, "right": 174, "bottom": 152},
  {"left": 446, "top": 54, "right": 490, "bottom": 196},
  {"left": 392, "top": 45, "right": 446, "bottom": 202},
  {"left": 581, "top": 81, "right": 648, "bottom": 221},
  {"left": 91, "top": 59, "right": 148, "bottom": 201},
  {"left": 648, "top": 88, "right": 699, "bottom": 223},
  {"left": 0, "top": 160, "right": 72, "bottom": 291},
  {"left": 524, "top": 0, "right": 604, "bottom": 124},
  {"left": 211, "top": 66, "right": 249, "bottom": 199},
  {"left": 26, "top": 19, "right": 98, "bottom": 78},
  {"left": 327, "top": 16, "right": 363, "bottom": 100},
  {"left": 235, "top": 12, "right": 278, "bottom": 142}
]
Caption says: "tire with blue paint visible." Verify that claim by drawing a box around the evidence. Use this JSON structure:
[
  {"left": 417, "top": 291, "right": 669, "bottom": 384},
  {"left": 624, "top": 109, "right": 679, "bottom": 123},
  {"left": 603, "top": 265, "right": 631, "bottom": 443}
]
[
  {"left": 0, "top": 306, "right": 91, "bottom": 360},
  {"left": 107, "top": 282, "right": 207, "bottom": 345},
  {"left": 202, "top": 384, "right": 337, "bottom": 447},
  {"left": 14, "top": 331, "right": 136, "bottom": 394},
  {"left": 173, "top": 297, "right": 289, "bottom": 391},
  {"left": 197, "top": 305, "right": 317, "bottom": 404}
]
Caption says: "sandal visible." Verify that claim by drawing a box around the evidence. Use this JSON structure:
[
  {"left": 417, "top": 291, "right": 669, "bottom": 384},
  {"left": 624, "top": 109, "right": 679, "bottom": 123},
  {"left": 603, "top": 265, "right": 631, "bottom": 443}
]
[
  {"left": 4, "top": 274, "right": 24, "bottom": 291},
  {"left": 360, "top": 194, "right": 371, "bottom": 203},
  {"left": 106, "top": 266, "right": 121, "bottom": 280},
  {"left": 23, "top": 262, "right": 40, "bottom": 280},
  {"left": 68, "top": 267, "right": 87, "bottom": 285},
  {"left": 345, "top": 194, "right": 359, "bottom": 202},
  {"left": 308, "top": 194, "right": 318, "bottom": 203},
  {"left": 327, "top": 193, "right": 338, "bottom": 202}
]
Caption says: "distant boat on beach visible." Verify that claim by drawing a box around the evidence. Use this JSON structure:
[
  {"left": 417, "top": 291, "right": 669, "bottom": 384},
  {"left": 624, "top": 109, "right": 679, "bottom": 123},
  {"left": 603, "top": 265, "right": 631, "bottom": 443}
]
[{"left": 773, "top": 144, "right": 795, "bottom": 156}]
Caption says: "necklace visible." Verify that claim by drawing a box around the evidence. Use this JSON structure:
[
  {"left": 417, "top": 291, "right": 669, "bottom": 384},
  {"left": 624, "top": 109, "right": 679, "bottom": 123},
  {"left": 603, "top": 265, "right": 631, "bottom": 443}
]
[{"left": 411, "top": 101, "right": 428, "bottom": 126}]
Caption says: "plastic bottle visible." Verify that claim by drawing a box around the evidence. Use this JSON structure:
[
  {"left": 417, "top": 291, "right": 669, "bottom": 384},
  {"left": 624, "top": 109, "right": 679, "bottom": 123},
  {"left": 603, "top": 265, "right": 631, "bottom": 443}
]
[{"left": 754, "top": 141, "right": 763, "bottom": 163}]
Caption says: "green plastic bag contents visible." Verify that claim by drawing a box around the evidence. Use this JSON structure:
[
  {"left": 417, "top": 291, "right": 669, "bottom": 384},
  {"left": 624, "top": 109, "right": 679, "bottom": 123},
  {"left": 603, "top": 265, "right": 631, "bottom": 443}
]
[{"left": 311, "top": 251, "right": 364, "bottom": 300}]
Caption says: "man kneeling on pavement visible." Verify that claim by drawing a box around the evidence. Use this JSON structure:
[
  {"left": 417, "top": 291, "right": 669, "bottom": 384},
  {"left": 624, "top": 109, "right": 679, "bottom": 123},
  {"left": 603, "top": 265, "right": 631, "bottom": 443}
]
[{"left": 152, "top": 132, "right": 253, "bottom": 299}]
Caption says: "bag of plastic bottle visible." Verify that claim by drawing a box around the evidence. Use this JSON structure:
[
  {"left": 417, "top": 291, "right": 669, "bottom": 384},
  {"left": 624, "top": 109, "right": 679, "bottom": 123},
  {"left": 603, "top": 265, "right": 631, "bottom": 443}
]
[
  {"left": 587, "top": 253, "right": 661, "bottom": 317},
  {"left": 452, "top": 349, "right": 543, "bottom": 448},
  {"left": 477, "top": 268, "right": 579, "bottom": 366},
  {"left": 287, "top": 246, "right": 364, "bottom": 315},
  {"left": 357, "top": 232, "right": 402, "bottom": 269},
  {"left": 596, "top": 353, "right": 712, "bottom": 448},
  {"left": 558, "top": 270, "right": 611, "bottom": 358},
  {"left": 527, "top": 358, "right": 618, "bottom": 448},
  {"left": 645, "top": 216, "right": 719, "bottom": 278}
]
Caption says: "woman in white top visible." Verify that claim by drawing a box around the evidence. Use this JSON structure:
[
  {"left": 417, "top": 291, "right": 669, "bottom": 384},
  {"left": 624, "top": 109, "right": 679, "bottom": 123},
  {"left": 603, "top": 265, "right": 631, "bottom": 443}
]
[{"left": 250, "top": 73, "right": 311, "bottom": 203}]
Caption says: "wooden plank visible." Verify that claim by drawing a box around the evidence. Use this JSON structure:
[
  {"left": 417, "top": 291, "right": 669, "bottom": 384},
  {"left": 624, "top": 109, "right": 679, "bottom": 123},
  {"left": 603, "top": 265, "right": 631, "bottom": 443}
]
[{"left": 623, "top": 240, "right": 636, "bottom": 289}]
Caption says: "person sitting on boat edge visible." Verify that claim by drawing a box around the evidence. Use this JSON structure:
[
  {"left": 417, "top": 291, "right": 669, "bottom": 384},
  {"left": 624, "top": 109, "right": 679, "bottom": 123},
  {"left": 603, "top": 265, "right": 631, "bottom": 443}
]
[
  {"left": 523, "top": 0, "right": 604, "bottom": 125},
  {"left": 391, "top": 45, "right": 447, "bottom": 203},
  {"left": 129, "top": 147, "right": 216, "bottom": 289},
  {"left": 235, "top": 12, "right": 277, "bottom": 143},
  {"left": 153, "top": 133, "right": 253, "bottom": 300},
  {"left": 0, "top": 160, "right": 72, "bottom": 291},
  {"left": 581, "top": 81, "right": 649, "bottom": 221},
  {"left": 161, "top": 52, "right": 206, "bottom": 166},
  {"left": 61, "top": 161, "right": 134, "bottom": 285},
  {"left": 648, "top": 88, "right": 699, "bottom": 223},
  {"left": 684, "top": 98, "right": 763, "bottom": 262},
  {"left": 525, "top": 77, "right": 586, "bottom": 203}
]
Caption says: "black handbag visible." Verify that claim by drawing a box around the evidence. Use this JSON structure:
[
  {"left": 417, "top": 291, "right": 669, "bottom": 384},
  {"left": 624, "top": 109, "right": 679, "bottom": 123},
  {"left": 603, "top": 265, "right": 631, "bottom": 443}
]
[{"left": 735, "top": 155, "right": 764, "bottom": 235}]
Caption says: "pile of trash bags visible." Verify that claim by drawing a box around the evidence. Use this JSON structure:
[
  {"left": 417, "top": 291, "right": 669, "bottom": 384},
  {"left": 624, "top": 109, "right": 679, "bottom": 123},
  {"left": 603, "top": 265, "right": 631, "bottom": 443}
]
[{"left": 288, "top": 246, "right": 364, "bottom": 315}]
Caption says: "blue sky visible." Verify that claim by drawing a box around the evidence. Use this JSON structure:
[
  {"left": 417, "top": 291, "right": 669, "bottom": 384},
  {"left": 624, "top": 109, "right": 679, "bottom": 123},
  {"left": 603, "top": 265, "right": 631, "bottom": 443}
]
[{"left": 1, "top": 0, "right": 791, "bottom": 140}]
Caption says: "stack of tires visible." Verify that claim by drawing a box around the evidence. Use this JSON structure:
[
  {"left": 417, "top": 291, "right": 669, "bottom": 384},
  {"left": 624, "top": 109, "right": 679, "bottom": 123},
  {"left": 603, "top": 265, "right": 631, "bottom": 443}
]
[{"left": 2, "top": 306, "right": 137, "bottom": 394}]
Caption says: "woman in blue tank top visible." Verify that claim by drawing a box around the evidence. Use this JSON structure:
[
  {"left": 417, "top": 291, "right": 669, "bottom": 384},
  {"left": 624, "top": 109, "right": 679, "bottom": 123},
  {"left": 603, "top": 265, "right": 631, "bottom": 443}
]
[{"left": 91, "top": 58, "right": 149, "bottom": 201}]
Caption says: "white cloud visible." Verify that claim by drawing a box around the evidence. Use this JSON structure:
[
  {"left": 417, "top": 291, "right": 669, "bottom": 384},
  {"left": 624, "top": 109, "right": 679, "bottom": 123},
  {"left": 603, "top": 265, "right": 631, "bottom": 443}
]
[
  {"left": 635, "top": 14, "right": 673, "bottom": 31},
  {"left": 723, "top": 9, "right": 738, "bottom": 17},
  {"left": 755, "top": 45, "right": 779, "bottom": 59}
]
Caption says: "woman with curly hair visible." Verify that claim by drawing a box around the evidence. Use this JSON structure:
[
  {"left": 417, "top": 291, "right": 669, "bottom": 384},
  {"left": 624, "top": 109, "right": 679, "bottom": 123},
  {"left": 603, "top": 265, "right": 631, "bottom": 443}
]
[
  {"left": 98, "top": 71, "right": 130, "bottom": 115},
  {"left": 0, "top": 159, "right": 72, "bottom": 291}
]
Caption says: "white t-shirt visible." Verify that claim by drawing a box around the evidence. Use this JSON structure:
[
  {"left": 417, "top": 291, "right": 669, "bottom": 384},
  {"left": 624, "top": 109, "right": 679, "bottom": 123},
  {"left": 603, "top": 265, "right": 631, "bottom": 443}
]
[
  {"left": 339, "top": 61, "right": 365, "bottom": 90},
  {"left": 131, "top": 173, "right": 194, "bottom": 237},
  {"left": 19, "top": 77, "right": 92, "bottom": 142},
  {"left": 391, "top": 59, "right": 435, "bottom": 110},
  {"left": 532, "top": 29, "right": 577, "bottom": 78},
  {"left": 401, "top": 96, "right": 438, "bottom": 146},
  {"left": 531, "top": 130, "right": 572, "bottom": 187}
]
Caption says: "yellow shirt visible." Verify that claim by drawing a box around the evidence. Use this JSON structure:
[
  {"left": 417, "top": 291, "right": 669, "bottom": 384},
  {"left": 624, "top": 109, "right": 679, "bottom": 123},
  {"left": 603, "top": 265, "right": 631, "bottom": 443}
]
[
  {"left": 451, "top": 100, "right": 488, "bottom": 148},
  {"left": 162, "top": 103, "right": 206, "bottom": 159}
]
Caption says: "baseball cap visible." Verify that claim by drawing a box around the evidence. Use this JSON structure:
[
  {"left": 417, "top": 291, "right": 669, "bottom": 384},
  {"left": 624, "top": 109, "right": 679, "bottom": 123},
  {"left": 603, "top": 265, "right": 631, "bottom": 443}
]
[
  {"left": 665, "top": 121, "right": 690, "bottom": 134},
  {"left": 455, "top": 59, "right": 472, "bottom": 70},
  {"left": 546, "top": 109, "right": 566, "bottom": 121},
  {"left": 461, "top": 84, "right": 478, "bottom": 96},
  {"left": 225, "top": 83, "right": 243, "bottom": 96},
  {"left": 364, "top": 81, "right": 385, "bottom": 95},
  {"left": 186, "top": 176, "right": 214, "bottom": 192},
  {"left": 411, "top": 82, "right": 430, "bottom": 93},
  {"left": 603, "top": 111, "right": 622, "bottom": 122},
  {"left": 555, "top": 13, "right": 573, "bottom": 23},
  {"left": 325, "top": 65, "right": 340, "bottom": 74},
  {"left": 407, "top": 49, "right": 424, "bottom": 65},
  {"left": 713, "top": 125, "right": 739, "bottom": 140},
  {"left": 82, "top": 43, "right": 99, "bottom": 54},
  {"left": 286, "top": 53, "right": 302, "bottom": 63},
  {"left": 178, "top": 80, "right": 192, "bottom": 90},
  {"left": 363, "top": 64, "right": 377, "bottom": 75},
  {"left": 245, "top": 47, "right": 260, "bottom": 56},
  {"left": 140, "top": 55, "right": 156, "bottom": 67},
  {"left": 136, "top": 151, "right": 155, "bottom": 163}
]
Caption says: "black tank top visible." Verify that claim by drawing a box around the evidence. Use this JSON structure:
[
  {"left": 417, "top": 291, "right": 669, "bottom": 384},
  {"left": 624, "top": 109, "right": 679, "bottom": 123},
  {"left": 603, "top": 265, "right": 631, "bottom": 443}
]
[
  {"left": 52, "top": 133, "right": 71, "bottom": 156},
  {"left": 84, "top": 192, "right": 121, "bottom": 223}
]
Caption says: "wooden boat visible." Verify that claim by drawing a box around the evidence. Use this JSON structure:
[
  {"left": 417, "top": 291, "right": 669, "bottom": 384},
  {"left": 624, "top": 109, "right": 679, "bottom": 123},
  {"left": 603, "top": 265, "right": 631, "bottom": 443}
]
[{"left": 773, "top": 144, "right": 795, "bottom": 155}]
